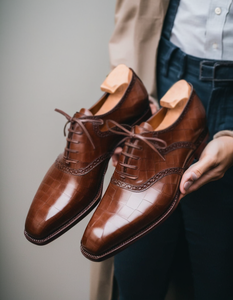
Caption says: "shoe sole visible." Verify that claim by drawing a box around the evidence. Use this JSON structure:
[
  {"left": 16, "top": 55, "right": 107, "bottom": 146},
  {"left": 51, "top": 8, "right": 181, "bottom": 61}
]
[
  {"left": 24, "top": 107, "right": 152, "bottom": 245},
  {"left": 80, "top": 129, "right": 209, "bottom": 261}
]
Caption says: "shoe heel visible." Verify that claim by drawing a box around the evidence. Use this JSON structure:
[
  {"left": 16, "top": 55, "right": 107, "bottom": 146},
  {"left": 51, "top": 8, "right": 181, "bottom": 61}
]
[{"left": 194, "top": 131, "right": 209, "bottom": 160}]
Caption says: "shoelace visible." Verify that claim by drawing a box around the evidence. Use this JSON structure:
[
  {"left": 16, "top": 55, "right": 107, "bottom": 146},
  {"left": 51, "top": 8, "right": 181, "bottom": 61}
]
[
  {"left": 55, "top": 109, "right": 103, "bottom": 164},
  {"left": 106, "top": 120, "right": 167, "bottom": 180}
]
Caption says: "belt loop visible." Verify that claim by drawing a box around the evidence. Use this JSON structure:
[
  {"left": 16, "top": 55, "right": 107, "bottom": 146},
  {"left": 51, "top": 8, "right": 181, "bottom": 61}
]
[
  {"left": 199, "top": 61, "right": 214, "bottom": 81},
  {"left": 162, "top": 43, "right": 178, "bottom": 77},
  {"left": 177, "top": 53, "right": 187, "bottom": 79}
]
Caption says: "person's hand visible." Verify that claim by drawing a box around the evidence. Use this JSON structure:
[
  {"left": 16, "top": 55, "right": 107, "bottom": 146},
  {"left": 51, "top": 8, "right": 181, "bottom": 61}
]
[
  {"left": 112, "top": 147, "right": 123, "bottom": 167},
  {"left": 149, "top": 97, "right": 158, "bottom": 115},
  {"left": 179, "top": 136, "right": 233, "bottom": 199},
  {"left": 111, "top": 97, "right": 158, "bottom": 166}
]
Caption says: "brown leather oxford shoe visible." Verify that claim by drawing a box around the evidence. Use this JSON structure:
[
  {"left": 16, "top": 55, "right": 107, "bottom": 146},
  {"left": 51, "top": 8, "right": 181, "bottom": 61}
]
[
  {"left": 81, "top": 80, "right": 208, "bottom": 261},
  {"left": 24, "top": 65, "right": 151, "bottom": 245}
]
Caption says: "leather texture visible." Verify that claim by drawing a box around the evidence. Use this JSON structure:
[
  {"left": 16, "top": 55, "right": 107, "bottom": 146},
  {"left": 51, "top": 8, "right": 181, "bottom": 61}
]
[
  {"left": 81, "top": 82, "right": 208, "bottom": 261},
  {"left": 24, "top": 70, "right": 151, "bottom": 245}
]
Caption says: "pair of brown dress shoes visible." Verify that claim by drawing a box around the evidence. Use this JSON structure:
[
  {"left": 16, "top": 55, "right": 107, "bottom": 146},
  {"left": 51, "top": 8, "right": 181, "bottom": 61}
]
[{"left": 25, "top": 65, "right": 208, "bottom": 261}]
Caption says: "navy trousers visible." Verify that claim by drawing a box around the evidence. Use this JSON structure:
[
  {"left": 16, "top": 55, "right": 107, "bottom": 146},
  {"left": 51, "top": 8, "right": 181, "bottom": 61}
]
[
  {"left": 114, "top": 1, "right": 233, "bottom": 299},
  {"left": 114, "top": 36, "right": 233, "bottom": 300},
  {"left": 114, "top": 44, "right": 233, "bottom": 300}
]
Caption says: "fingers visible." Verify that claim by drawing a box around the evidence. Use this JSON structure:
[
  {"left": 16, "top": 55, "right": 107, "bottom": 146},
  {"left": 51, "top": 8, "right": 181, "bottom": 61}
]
[
  {"left": 181, "top": 170, "right": 223, "bottom": 196},
  {"left": 183, "top": 172, "right": 198, "bottom": 192},
  {"left": 114, "top": 147, "right": 123, "bottom": 155},
  {"left": 112, "top": 155, "right": 118, "bottom": 167},
  {"left": 148, "top": 96, "right": 159, "bottom": 115},
  {"left": 111, "top": 147, "right": 123, "bottom": 167},
  {"left": 149, "top": 103, "right": 157, "bottom": 115},
  {"left": 179, "top": 156, "right": 215, "bottom": 195}
]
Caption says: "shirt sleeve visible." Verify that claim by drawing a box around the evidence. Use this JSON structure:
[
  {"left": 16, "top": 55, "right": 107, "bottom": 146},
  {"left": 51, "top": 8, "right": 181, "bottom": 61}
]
[{"left": 213, "top": 130, "right": 233, "bottom": 139}]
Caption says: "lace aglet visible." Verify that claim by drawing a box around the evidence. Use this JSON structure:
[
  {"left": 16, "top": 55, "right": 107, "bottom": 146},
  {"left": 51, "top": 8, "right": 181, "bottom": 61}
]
[{"left": 159, "top": 153, "right": 166, "bottom": 161}]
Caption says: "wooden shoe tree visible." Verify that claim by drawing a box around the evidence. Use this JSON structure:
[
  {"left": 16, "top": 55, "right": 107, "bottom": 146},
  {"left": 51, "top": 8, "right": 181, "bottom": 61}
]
[
  {"left": 154, "top": 80, "right": 192, "bottom": 131},
  {"left": 95, "top": 64, "right": 132, "bottom": 115}
]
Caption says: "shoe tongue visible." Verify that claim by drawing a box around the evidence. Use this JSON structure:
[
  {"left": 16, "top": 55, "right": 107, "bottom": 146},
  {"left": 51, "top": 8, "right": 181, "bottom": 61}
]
[
  {"left": 74, "top": 108, "right": 93, "bottom": 119},
  {"left": 79, "top": 108, "right": 93, "bottom": 116},
  {"left": 134, "top": 122, "right": 153, "bottom": 134}
]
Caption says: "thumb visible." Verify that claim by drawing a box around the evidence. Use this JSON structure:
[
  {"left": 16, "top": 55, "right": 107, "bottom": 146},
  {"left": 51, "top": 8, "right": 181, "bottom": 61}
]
[{"left": 180, "top": 156, "right": 213, "bottom": 194}]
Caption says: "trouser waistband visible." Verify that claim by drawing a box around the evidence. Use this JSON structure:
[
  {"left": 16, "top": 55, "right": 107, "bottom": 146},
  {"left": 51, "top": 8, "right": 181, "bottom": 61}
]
[{"left": 159, "top": 37, "right": 233, "bottom": 83}]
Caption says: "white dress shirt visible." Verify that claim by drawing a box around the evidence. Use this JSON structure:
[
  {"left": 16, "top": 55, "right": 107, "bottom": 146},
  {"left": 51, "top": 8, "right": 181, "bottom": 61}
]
[{"left": 170, "top": 0, "right": 233, "bottom": 60}]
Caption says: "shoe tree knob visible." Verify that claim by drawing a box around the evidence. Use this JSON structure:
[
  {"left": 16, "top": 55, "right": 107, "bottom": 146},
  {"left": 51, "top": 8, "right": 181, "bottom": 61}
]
[
  {"left": 154, "top": 80, "right": 192, "bottom": 131},
  {"left": 160, "top": 80, "right": 191, "bottom": 108},
  {"left": 95, "top": 64, "right": 132, "bottom": 116},
  {"left": 101, "top": 64, "right": 132, "bottom": 94}
]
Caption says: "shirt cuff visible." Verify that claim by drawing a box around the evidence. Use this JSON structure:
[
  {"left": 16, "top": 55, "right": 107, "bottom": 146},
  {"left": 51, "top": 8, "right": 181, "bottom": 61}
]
[{"left": 213, "top": 130, "right": 233, "bottom": 139}]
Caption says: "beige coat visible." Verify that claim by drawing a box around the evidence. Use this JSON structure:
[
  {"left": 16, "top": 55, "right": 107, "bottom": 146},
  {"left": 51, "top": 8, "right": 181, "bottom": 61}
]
[
  {"left": 90, "top": 1, "right": 193, "bottom": 299},
  {"left": 109, "top": 0, "right": 170, "bottom": 100}
]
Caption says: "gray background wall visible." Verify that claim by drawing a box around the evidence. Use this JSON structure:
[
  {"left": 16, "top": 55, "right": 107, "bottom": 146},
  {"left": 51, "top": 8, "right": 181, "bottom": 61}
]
[{"left": 0, "top": 1, "right": 116, "bottom": 299}]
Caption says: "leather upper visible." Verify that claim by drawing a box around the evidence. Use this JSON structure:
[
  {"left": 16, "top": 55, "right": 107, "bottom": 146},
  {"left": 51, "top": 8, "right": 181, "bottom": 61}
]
[
  {"left": 25, "top": 70, "right": 151, "bottom": 243},
  {"left": 81, "top": 84, "right": 208, "bottom": 258}
]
